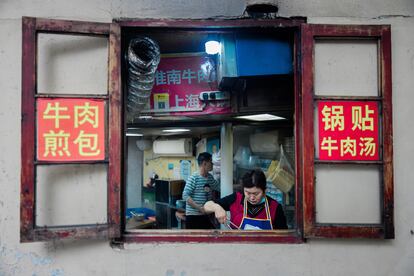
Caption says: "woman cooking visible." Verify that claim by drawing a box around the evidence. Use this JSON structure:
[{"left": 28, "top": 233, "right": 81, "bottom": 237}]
[{"left": 204, "top": 169, "right": 288, "bottom": 230}]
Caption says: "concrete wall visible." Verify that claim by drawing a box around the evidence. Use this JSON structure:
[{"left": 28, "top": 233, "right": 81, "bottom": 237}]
[{"left": 1, "top": 0, "right": 414, "bottom": 275}]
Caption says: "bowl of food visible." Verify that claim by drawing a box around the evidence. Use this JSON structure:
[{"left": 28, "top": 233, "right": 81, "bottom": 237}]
[{"left": 131, "top": 212, "right": 145, "bottom": 221}]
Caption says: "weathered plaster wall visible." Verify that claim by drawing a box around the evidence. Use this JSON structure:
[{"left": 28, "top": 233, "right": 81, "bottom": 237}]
[{"left": 1, "top": 0, "right": 414, "bottom": 275}]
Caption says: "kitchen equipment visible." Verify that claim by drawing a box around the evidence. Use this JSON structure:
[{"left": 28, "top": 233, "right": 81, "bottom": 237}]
[
  {"left": 176, "top": 199, "right": 186, "bottom": 209},
  {"left": 131, "top": 211, "right": 145, "bottom": 221},
  {"left": 155, "top": 179, "right": 185, "bottom": 204}
]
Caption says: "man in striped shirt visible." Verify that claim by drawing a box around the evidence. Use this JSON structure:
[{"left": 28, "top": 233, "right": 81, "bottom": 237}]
[{"left": 182, "top": 152, "right": 220, "bottom": 229}]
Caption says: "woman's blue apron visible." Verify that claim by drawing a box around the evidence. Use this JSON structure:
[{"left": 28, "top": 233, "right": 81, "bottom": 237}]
[{"left": 239, "top": 197, "right": 273, "bottom": 230}]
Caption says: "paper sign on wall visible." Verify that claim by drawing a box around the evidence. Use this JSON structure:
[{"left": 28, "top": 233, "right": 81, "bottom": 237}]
[
  {"left": 318, "top": 101, "right": 379, "bottom": 161},
  {"left": 36, "top": 98, "right": 105, "bottom": 161},
  {"left": 149, "top": 54, "right": 231, "bottom": 115}
]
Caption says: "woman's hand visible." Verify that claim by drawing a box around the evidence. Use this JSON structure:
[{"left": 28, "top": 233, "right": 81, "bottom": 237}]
[
  {"left": 204, "top": 201, "right": 227, "bottom": 224},
  {"left": 214, "top": 206, "right": 227, "bottom": 224}
]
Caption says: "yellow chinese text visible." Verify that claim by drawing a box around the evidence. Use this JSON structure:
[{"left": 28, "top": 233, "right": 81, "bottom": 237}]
[
  {"left": 43, "top": 102, "right": 70, "bottom": 128},
  {"left": 340, "top": 137, "right": 357, "bottom": 157},
  {"left": 73, "top": 130, "right": 101, "bottom": 156},
  {"left": 320, "top": 137, "right": 338, "bottom": 157},
  {"left": 359, "top": 137, "right": 376, "bottom": 156},
  {"left": 74, "top": 102, "right": 100, "bottom": 128},
  {"left": 321, "top": 105, "right": 345, "bottom": 131},
  {"left": 352, "top": 105, "right": 375, "bottom": 131},
  {"left": 43, "top": 130, "right": 71, "bottom": 157}
]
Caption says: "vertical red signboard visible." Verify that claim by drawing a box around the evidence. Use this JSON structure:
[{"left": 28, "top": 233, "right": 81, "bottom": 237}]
[
  {"left": 37, "top": 98, "right": 105, "bottom": 161},
  {"left": 318, "top": 101, "right": 379, "bottom": 161}
]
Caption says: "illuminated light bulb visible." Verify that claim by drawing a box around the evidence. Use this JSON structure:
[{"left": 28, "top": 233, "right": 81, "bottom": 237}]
[{"left": 205, "top": 40, "right": 220, "bottom": 55}]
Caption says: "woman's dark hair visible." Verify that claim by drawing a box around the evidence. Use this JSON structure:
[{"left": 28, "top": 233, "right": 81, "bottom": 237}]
[{"left": 241, "top": 169, "right": 267, "bottom": 192}]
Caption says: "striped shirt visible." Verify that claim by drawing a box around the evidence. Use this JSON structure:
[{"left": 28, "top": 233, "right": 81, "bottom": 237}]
[{"left": 182, "top": 172, "right": 219, "bottom": 215}]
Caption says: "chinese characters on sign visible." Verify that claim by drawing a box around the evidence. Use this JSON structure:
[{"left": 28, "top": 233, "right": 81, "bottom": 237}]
[
  {"left": 150, "top": 54, "right": 230, "bottom": 115},
  {"left": 37, "top": 98, "right": 105, "bottom": 161},
  {"left": 318, "top": 101, "right": 379, "bottom": 161}
]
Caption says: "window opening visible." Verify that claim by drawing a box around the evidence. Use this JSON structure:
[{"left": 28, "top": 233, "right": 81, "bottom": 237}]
[{"left": 122, "top": 27, "right": 296, "bottom": 233}]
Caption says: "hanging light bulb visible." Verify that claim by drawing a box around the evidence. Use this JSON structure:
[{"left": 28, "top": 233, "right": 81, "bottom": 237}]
[{"left": 205, "top": 40, "right": 220, "bottom": 55}]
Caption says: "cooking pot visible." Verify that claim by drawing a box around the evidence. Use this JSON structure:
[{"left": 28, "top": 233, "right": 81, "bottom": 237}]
[{"left": 132, "top": 212, "right": 145, "bottom": 221}]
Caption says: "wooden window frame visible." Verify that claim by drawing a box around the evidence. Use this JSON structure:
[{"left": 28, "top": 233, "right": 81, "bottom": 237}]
[
  {"left": 301, "top": 24, "right": 394, "bottom": 239},
  {"left": 21, "top": 17, "right": 394, "bottom": 243},
  {"left": 20, "top": 17, "right": 122, "bottom": 242}
]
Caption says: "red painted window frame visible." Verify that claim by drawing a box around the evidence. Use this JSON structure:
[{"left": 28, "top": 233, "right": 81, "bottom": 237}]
[
  {"left": 21, "top": 17, "right": 394, "bottom": 244},
  {"left": 301, "top": 24, "right": 394, "bottom": 239},
  {"left": 20, "top": 17, "right": 122, "bottom": 242}
]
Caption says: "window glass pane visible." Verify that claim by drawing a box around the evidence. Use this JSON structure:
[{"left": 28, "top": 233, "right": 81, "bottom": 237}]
[
  {"left": 314, "top": 40, "right": 378, "bottom": 96},
  {"left": 36, "top": 164, "right": 107, "bottom": 226},
  {"left": 315, "top": 164, "right": 381, "bottom": 224},
  {"left": 38, "top": 34, "right": 108, "bottom": 95}
]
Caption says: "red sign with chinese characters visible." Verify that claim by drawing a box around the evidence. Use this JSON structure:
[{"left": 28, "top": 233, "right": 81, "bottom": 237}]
[
  {"left": 318, "top": 101, "right": 379, "bottom": 161},
  {"left": 37, "top": 98, "right": 105, "bottom": 161},
  {"left": 150, "top": 54, "right": 230, "bottom": 115}
]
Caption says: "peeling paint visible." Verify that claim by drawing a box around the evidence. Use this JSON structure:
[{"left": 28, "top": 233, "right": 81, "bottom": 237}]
[
  {"left": 0, "top": 245, "right": 63, "bottom": 276},
  {"left": 165, "top": 270, "right": 187, "bottom": 276},
  {"left": 50, "top": 269, "right": 65, "bottom": 276}
]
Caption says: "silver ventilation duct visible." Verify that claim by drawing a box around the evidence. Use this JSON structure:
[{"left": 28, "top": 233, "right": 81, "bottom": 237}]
[{"left": 126, "top": 37, "right": 160, "bottom": 122}]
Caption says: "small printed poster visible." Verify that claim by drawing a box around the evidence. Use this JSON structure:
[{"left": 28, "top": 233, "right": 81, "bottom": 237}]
[{"left": 180, "top": 159, "right": 191, "bottom": 181}]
